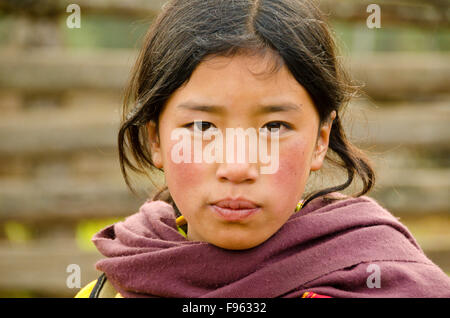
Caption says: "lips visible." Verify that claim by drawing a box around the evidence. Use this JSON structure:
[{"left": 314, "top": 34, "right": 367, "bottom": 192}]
[
  {"left": 213, "top": 198, "right": 259, "bottom": 210},
  {"left": 210, "top": 197, "right": 261, "bottom": 222}
]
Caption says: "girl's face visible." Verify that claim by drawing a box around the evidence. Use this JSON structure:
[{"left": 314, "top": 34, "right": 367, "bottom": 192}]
[{"left": 147, "top": 52, "right": 334, "bottom": 250}]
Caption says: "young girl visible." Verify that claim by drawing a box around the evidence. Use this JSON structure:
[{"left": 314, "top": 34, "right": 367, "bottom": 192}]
[{"left": 76, "top": 0, "right": 450, "bottom": 298}]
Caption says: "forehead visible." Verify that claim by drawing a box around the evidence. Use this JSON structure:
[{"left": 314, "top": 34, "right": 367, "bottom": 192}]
[{"left": 164, "top": 52, "right": 315, "bottom": 114}]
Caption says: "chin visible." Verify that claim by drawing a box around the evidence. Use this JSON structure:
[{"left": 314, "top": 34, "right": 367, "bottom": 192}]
[{"left": 209, "top": 234, "right": 267, "bottom": 251}]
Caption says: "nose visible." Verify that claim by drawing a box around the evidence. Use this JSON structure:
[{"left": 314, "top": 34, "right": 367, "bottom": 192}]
[
  {"left": 214, "top": 127, "right": 260, "bottom": 183},
  {"left": 216, "top": 161, "right": 259, "bottom": 184}
]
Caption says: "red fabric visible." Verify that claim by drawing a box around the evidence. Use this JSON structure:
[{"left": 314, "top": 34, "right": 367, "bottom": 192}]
[
  {"left": 92, "top": 193, "right": 450, "bottom": 298},
  {"left": 301, "top": 292, "right": 332, "bottom": 298}
]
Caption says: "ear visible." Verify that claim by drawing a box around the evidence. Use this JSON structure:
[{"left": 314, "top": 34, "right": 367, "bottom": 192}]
[
  {"left": 310, "top": 111, "right": 336, "bottom": 172},
  {"left": 146, "top": 121, "right": 163, "bottom": 169}
]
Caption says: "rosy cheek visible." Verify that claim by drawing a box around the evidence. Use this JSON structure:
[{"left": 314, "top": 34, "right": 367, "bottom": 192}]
[
  {"left": 166, "top": 160, "right": 204, "bottom": 189},
  {"left": 271, "top": 140, "right": 309, "bottom": 190}
]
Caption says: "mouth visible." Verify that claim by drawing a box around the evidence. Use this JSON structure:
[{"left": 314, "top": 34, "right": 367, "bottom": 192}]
[{"left": 209, "top": 197, "right": 261, "bottom": 222}]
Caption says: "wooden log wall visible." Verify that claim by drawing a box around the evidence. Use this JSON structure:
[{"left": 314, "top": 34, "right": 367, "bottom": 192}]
[{"left": 0, "top": 0, "right": 449, "bottom": 296}]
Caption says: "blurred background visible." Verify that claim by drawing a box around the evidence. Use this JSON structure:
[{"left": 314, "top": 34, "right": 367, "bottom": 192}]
[{"left": 0, "top": 0, "right": 448, "bottom": 297}]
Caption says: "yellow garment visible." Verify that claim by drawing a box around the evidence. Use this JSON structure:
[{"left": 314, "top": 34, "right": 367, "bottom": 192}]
[
  {"left": 74, "top": 278, "right": 123, "bottom": 298},
  {"left": 75, "top": 217, "right": 189, "bottom": 298},
  {"left": 75, "top": 219, "right": 188, "bottom": 298},
  {"left": 74, "top": 279, "right": 97, "bottom": 298}
]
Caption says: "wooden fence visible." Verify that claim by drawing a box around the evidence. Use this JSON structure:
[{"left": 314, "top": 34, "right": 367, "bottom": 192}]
[{"left": 0, "top": 0, "right": 449, "bottom": 297}]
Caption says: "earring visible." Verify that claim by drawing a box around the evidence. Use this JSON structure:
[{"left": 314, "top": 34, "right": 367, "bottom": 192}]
[
  {"left": 176, "top": 215, "right": 186, "bottom": 226},
  {"left": 295, "top": 201, "right": 303, "bottom": 213}
]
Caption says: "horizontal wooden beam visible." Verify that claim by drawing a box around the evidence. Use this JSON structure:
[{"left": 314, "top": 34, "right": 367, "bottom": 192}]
[
  {"left": 0, "top": 0, "right": 447, "bottom": 28},
  {"left": 344, "top": 101, "right": 450, "bottom": 148},
  {"left": 0, "top": 240, "right": 103, "bottom": 297},
  {"left": 0, "top": 102, "right": 448, "bottom": 158},
  {"left": 320, "top": 0, "right": 449, "bottom": 28},
  {"left": 347, "top": 52, "right": 450, "bottom": 101},
  {"left": 0, "top": 176, "right": 148, "bottom": 222},
  {"left": 0, "top": 0, "right": 163, "bottom": 18},
  {"left": 0, "top": 108, "right": 118, "bottom": 155},
  {"left": 0, "top": 49, "right": 448, "bottom": 100},
  {"left": 0, "top": 49, "right": 135, "bottom": 93}
]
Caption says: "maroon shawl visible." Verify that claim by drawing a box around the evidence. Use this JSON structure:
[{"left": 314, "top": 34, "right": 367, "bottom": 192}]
[{"left": 92, "top": 194, "right": 450, "bottom": 297}]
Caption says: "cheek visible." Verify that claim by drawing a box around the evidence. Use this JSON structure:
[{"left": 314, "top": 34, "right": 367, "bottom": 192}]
[
  {"left": 162, "top": 138, "right": 204, "bottom": 188},
  {"left": 165, "top": 160, "right": 205, "bottom": 191},
  {"left": 271, "top": 140, "right": 311, "bottom": 191},
  {"left": 163, "top": 161, "right": 209, "bottom": 217}
]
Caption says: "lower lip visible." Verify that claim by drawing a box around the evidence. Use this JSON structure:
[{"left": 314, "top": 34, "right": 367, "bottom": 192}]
[{"left": 209, "top": 205, "right": 261, "bottom": 222}]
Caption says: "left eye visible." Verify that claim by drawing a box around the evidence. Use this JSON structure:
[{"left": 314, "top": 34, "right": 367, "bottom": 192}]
[
  {"left": 184, "top": 121, "right": 217, "bottom": 132},
  {"left": 261, "top": 121, "right": 291, "bottom": 133}
]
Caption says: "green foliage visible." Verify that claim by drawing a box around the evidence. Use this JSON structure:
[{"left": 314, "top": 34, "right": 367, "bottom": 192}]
[
  {"left": 60, "top": 14, "right": 151, "bottom": 49},
  {"left": 75, "top": 217, "right": 123, "bottom": 251},
  {"left": 332, "top": 21, "right": 449, "bottom": 52},
  {"left": 3, "top": 221, "right": 32, "bottom": 243}
]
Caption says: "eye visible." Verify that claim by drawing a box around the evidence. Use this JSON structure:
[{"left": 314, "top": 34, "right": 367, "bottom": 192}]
[
  {"left": 260, "top": 121, "right": 291, "bottom": 134},
  {"left": 184, "top": 120, "right": 217, "bottom": 133}
]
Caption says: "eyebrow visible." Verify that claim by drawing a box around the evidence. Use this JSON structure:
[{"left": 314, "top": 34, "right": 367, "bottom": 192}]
[{"left": 176, "top": 102, "right": 301, "bottom": 114}]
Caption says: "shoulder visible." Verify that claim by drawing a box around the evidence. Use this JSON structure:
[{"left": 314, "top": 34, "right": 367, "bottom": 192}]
[
  {"left": 292, "top": 193, "right": 433, "bottom": 266},
  {"left": 294, "top": 195, "right": 450, "bottom": 297},
  {"left": 300, "top": 193, "right": 411, "bottom": 237},
  {"left": 300, "top": 192, "right": 403, "bottom": 229},
  {"left": 301, "top": 192, "right": 388, "bottom": 215},
  {"left": 305, "top": 259, "right": 450, "bottom": 298}
]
